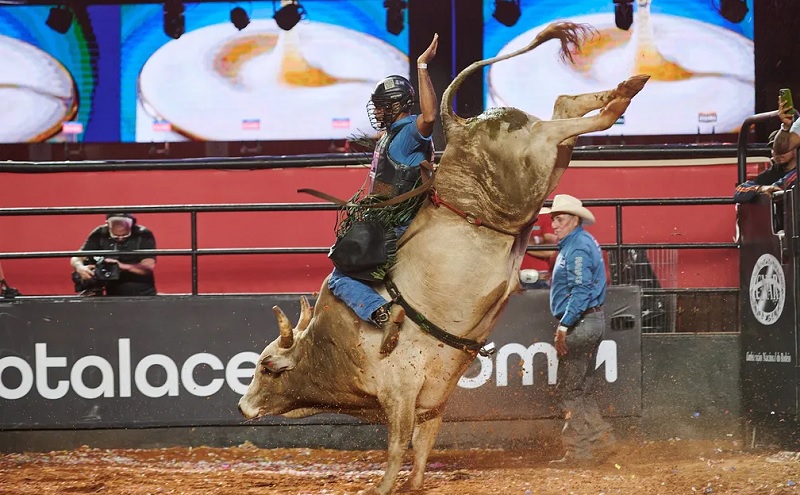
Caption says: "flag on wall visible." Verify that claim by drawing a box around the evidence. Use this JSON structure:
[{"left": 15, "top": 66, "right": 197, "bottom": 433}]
[
  {"left": 331, "top": 118, "right": 350, "bottom": 129},
  {"left": 242, "top": 119, "right": 261, "bottom": 130}
]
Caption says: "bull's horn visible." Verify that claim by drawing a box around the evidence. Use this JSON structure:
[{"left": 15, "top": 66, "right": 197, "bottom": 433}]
[
  {"left": 273, "top": 305, "right": 294, "bottom": 348},
  {"left": 297, "top": 296, "right": 313, "bottom": 331}
]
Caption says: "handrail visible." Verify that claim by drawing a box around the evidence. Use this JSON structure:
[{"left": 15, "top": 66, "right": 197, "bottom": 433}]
[
  {"left": 0, "top": 144, "right": 772, "bottom": 174},
  {"left": 0, "top": 196, "right": 734, "bottom": 217},
  {"left": 0, "top": 197, "right": 740, "bottom": 295},
  {"left": 0, "top": 203, "right": 338, "bottom": 216}
]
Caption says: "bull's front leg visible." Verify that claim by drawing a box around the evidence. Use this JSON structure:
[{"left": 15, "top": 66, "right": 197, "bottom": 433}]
[
  {"left": 361, "top": 394, "right": 417, "bottom": 495},
  {"left": 398, "top": 414, "right": 443, "bottom": 492}
]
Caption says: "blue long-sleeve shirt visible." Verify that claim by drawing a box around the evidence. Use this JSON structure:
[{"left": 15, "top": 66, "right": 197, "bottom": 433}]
[{"left": 549, "top": 225, "right": 606, "bottom": 327}]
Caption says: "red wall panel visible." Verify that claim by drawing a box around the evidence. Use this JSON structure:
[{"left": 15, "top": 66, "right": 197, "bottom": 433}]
[{"left": 0, "top": 160, "right": 748, "bottom": 295}]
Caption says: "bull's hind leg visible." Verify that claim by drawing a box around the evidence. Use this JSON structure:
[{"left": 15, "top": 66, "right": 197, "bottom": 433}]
[
  {"left": 398, "top": 414, "right": 443, "bottom": 492},
  {"left": 544, "top": 75, "right": 650, "bottom": 196}
]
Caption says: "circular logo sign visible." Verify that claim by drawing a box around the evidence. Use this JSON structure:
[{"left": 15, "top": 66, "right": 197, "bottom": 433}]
[{"left": 749, "top": 254, "right": 785, "bottom": 325}]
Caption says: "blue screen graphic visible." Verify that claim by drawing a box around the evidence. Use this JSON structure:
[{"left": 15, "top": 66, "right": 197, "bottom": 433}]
[
  {"left": 0, "top": 5, "right": 120, "bottom": 143},
  {"left": 0, "top": 1, "right": 406, "bottom": 144},
  {"left": 121, "top": 1, "right": 408, "bottom": 142}
]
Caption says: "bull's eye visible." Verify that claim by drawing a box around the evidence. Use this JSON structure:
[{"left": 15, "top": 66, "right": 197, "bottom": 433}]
[{"left": 260, "top": 357, "right": 272, "bottom": 375}]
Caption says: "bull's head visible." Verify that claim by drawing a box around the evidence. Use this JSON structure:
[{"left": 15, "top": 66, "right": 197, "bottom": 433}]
[{"left": 238, "top": 295, "right": 313, "bottom": 419}]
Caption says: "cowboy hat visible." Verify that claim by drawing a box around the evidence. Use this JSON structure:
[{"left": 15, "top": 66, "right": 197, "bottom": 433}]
[{"left": 540, "top": 194, "right": 595, "bottom": 225}]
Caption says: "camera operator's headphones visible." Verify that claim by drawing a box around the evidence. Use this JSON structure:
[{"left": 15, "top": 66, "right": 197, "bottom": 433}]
[
  {"left": 106, "top": 212, "right": 137, "bottom": 226},
  {"left": 106, "top": 212, "right": 137, "bottom": 241}
]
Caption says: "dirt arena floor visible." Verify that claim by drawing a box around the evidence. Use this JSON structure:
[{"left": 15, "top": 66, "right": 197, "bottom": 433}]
[{"left": 1, "top": 439, "right": 798, "bottom": 495}]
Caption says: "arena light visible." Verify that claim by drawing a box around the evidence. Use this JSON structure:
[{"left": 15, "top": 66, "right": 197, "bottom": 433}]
[
  {"left": 492, "top": 0, "right": 521, "bottom": 27},
  {"left": 163, "top": 0, "right": 185, "bottom": 39},
  {"left": 718, "top": 0, "right": 749, "bottom": 23},
  {"left": 230, "top": 6, "right": 250, "bottom": 31},
  {"left": 45, "top": 4, "right": 73, "bottom": 34},
  {"left": 273, "top": 0, "right": 305, "bottom": 31},
  {"left": 614, "top": 0, "right": 633, "bottom": 30},
  {"left": 384, "top": 0, "right": 406, "bottom": 35}
]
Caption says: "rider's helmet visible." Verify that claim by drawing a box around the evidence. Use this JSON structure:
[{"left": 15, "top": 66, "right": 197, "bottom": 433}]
[{"left": 367, "top": 75, "right": 415, "bottom": 131}]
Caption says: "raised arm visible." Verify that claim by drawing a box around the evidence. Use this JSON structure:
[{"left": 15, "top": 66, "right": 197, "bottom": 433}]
[
  {"left": 415, "top": 33, "right": 439, "bottom": 138},
  {"left": 773, "top": 97, "right": 800, "bottom": 154}
]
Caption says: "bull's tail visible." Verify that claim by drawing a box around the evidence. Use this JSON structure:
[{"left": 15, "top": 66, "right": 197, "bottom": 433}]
[{"left": 441, "top": 21, "right": 594, "bottom": 132}]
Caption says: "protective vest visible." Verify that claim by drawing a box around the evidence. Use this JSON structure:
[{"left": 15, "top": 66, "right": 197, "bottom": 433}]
[{"left": 369, "top": 120, "right": 431, "bottom": 197}]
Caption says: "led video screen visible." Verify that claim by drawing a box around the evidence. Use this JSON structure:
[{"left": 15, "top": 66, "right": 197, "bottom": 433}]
[
  {"left": 0, "top": 1, "right": 406, "bottom": 144},
  {"left": 0, "top": 5, "right": 118, "bottom": 143},
  {"left": 484, "top": 0, "right": 754, "bottom": 136},
  {"left": 121, "top": 1, "right": 408, "bottom": 142}
]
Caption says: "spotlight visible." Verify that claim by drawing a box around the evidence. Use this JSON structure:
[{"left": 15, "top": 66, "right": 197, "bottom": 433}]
[
  {"left": 614, "top": 0, "right": 633, "bottom": 30},
  {"left": 492, "top": 0, "right": 521, "bottom": 27},
  {"left": 718, "top": 0, "right": 749, "bottom": 23},
  {"left": 230, "top": 6, "right": 249, "bottom": 31},
  {"left": 163, "top": 0, "right": 185, "bottom": 39},
  {"left": 273, "top": 0, "right": 305, "bottom": 31},
  {"left": 45, "top": 5, "right": 73, "bottom": 34},
  {"left": 384, "top": 0, "right": 406, "bottom": 36}
]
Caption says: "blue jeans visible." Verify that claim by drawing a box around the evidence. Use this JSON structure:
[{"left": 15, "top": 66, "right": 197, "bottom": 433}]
[
  {"left": 556, "top": 311, "right": 613, "bottom": 458},
  {"left": 328, "top": 268, "right": 388, "bottom": 322},
  {"left": 327, "top": 225, "right": 409, "bottom": 322}
]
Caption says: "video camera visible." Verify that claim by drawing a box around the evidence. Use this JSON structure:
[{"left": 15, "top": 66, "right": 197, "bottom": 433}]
[
  {"left": 94, "top": 259, "right": 120, "bottom": 281},
  {"left": 72, "top": 257, "right": 120, "bottom": 293},
  {"left": 0, "top": 279, "right": 20, "bottom": 299}
]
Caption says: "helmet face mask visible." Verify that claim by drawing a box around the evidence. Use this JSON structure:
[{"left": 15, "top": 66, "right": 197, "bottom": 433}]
[{"left": 366, "top": 75, "right": 415, "bottom": 131}]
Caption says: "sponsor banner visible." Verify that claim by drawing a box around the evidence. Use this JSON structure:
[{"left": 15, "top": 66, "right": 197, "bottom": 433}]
[
  {"left": 738, "top": 195, "right": 799, "bottom": 417},
  {"left": 0, "top": 289, "right": 641, "bottom": 429},
  {"left": 447, "top": 286, "right": 641, "bottom": 420}
]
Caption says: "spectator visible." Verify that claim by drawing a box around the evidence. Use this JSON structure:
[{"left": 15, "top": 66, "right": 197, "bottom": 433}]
[
  {"left": 734, "top": 130, "right": 797, "bottom": 202},
  {"left": 541, "top": 194, "right": 616, "bottom": 467},
  {"left": 70, "top": 213, "right": 157, "bottom": 296}
]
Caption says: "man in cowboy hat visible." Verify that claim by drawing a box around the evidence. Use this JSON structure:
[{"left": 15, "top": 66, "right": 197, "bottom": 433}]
[{"left": 540, "top": 194, "right": 615, "bottom": 466}]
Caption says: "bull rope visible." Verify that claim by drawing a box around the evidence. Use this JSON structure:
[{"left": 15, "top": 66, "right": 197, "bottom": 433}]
[{"left": 384, "top": 277, "right": 493, "bottom": 357}]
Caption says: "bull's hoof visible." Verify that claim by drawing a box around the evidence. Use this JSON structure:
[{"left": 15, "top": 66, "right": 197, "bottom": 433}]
[
  {"left": 379, "top": 325, "right": 401, "bottom": 356},
  {"left": 357, "top": 487, "right": 387, "bottom": 495},
  {"left": 379, "top": 306, "right": 405, "bottom": 357},
  {"left": 397, "top": 479, "right": 424, "bottom": 492},
  {"left": 614, "top": 74, "right": 650, "bottom": 99}
]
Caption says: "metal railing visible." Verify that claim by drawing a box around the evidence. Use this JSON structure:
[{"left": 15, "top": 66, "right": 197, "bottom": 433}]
[{"left": 0, "top": 145, "right": 753, "bottom": 331}]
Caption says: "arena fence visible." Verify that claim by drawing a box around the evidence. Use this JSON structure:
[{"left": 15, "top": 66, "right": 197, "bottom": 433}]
[
  {"left": 0, "top": 142, "right": 782, "bottom": 450},
  {"left": 0, "top": 195, "right": 737, "bottom": 333}
]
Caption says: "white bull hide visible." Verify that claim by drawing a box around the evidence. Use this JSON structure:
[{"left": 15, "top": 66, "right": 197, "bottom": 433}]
[{"left": 239, "top": 21, "right": 649, "bottom": 495}]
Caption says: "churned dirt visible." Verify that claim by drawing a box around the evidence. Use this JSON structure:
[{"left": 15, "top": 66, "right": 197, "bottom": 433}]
[{"left": 0, "top": 439, "right": 798, "bottom": 495}]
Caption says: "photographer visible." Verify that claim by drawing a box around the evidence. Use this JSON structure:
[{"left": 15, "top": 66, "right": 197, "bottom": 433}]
[{"left": 70, "top": 213, "right": 157, "bottom": 296}]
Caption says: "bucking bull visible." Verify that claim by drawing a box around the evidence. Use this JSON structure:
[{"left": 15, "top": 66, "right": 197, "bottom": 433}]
[{"left": 239, "top": 22, "right": 648, "bottom": 494}]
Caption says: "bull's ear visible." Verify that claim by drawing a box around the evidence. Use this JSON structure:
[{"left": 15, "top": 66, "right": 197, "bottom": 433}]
[{"left": 273, "top": 305, "right": 294, "bottom": 349}]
